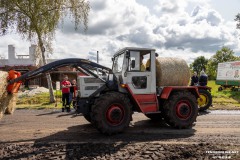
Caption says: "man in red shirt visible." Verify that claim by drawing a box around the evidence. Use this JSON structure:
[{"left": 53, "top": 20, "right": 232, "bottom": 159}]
[{"left": 61, "top": 75, "right": 71, "bottom": 112}]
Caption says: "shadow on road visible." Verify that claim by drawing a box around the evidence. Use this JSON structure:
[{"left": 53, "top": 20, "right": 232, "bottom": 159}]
[
  {"left": 36, "top": 110, "right": 80, "bottom": 118},
  {"left": 34, "top": 118, "right": 196, "bottom": 143},
  {"left": 31, "top": 119, "right": 196, "bottom": 159},
  {"left": 35, "top": 110, "right": 62, "bottom": 116},
  {"left": 198, "top": 110, "right": 211, "bottom": 116}
]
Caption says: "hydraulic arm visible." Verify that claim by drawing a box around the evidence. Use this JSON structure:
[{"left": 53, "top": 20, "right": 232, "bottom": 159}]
[{"left": 7, "top": 58, "right": 112, "bottom": 93}]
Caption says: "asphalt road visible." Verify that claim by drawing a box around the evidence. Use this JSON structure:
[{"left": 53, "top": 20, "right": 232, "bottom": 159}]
[{"left": 0, "top": 109, "right": 239, "bottom": 159}]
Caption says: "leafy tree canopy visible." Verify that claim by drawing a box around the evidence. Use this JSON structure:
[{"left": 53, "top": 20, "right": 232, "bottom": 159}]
[
  {"left": 190, "top": 56, "right": 208, "bottom": 75},
  {"left": 0, "top": 0, "right": 90, "bottom": 102},
  {"left": 235, "top": 13, "right": 240, "bottom": 29},
  {"left": 207, "top": 46, "right": 240, "bottom": 79},
  {"left": 0, "top": 0, "right": 90, "bottom": 56}
]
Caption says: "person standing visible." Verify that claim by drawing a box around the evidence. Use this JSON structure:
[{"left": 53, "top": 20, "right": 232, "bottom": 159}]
[
  {"left": 190, "top": 71, "right": 199, "bottom": 86},
  {"left": 69, "top": 79, "right": 77, "bottom": 109},
  {"left": 145, "top": 53, "right": 159, "bottom": 71},
  {"left": 199, "top": 70, "right": 208, "bottom": 86},
  {"left": 61, "top": 75, "right": 71, "bottom": 112}
]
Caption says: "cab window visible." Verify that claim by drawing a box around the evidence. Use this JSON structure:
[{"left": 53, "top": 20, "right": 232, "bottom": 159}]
[
  {"left": 128, "top": 51, "right": 151, "bottom": 72},
  {"left": 129, "top": 51, "right": 140, "bottom": 71},
  {"left": 113, "top": 54, "right": 124, "bottom": 73},
  {"left": 132, "top": 76, "right": 147, "bottom": 89}
]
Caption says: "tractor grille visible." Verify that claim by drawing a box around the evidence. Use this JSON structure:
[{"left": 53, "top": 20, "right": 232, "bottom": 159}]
[
  {"left": 85, "top": 86, "right": 99, "bottom": 90},
  {"left": 84, "top": 78, "right": 103, "bottom": 83}
]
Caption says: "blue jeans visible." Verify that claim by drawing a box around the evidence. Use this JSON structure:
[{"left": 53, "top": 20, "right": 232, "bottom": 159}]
[
  {"left": 69, "top": 92, "right": 73, "bottom": 105},
  {"left": 62, "top": 93, "right": 70, "bottom": 108}
]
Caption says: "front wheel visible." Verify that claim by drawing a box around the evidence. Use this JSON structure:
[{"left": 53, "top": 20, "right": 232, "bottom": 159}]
[
  {"left": 91, "top": 92, "right": 132, "bottom": 135},
  {"left": 198, "top": 89, "right": 212, "bottom": 111},
  {"left": 163, "top": 91, "right": 198, "bottom": 129}
]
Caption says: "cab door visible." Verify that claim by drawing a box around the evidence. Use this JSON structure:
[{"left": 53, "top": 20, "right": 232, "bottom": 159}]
[{"left": 124, "top": 50, "right": 158, "bottom": 113}]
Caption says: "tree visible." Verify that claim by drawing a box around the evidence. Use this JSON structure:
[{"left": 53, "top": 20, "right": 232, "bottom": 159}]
[
  {"left": 0, "top": 0, "right": 90, "bottom": 102},
  {"left": 206, "top": 46, "right": 240, "bottom": 79},
  {"left": 235, "top": 13, "right": 240, "bottom": 29},
  {"left": 190, "top": 56, "right": 208, "bottom": 75}
]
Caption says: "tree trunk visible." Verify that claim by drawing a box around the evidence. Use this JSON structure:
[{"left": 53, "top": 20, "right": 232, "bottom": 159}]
[
  {"left": 38, "top": 38, "right": 56, "bottom": 103},
  {"left": 45, "top": 73, "right": 55, "bottom": 103}
]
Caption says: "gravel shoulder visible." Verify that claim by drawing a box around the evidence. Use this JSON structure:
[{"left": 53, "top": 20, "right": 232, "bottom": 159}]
[{"left": 0, "top": 109, "right": 240, "bottom": 159}]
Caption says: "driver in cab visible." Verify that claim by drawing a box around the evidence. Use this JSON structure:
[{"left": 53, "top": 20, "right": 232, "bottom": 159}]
[{"left": 140, "top": 55, "right": 146, "bottom": 71}]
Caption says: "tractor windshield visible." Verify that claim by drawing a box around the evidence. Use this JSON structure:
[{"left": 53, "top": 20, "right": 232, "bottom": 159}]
[{"left": 113, "top": 53, "right": 124, "bottom": 73}]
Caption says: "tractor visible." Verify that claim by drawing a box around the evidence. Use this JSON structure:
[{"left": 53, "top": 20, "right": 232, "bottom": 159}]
[
  {"left": 197, "top": 87, "right": 212, "bottom": 111},
  {"left": 7, "top": 47, "right": 200, "bottom": 135}
]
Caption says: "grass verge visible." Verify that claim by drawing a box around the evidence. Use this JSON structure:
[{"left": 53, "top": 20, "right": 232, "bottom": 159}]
[
  {"left": 16, "top": 91, "right": 63, "bottom": 109},
  {"left": 16, "top": 82, "right": 240, "bottom": 110},
  {"left": 208, "top": 80, "right": 240, "bottom": 110}
]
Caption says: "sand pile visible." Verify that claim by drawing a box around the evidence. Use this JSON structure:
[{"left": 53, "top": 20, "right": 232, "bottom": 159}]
[
  {"left": 0, "top": 71, "right": 17, "bottom": 119},
  {"left": 156, "top": 57, "right": 190, "bottom": 86},
  {"left": 18, "top": 87, "right": 49, "bottom": 97}
]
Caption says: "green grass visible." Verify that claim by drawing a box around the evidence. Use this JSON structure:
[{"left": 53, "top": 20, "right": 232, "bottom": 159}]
[
  {"left": 16, "top": 91, "right": 63, "bottom": 109},
  {"left": 208, "top": 80, "right": 240, "bottom": 110},
  {"left": 16, "top": 82, "right": 240, "bottom": 110}
]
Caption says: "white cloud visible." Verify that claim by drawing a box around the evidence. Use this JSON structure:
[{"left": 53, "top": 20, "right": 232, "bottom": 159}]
[
  {"left": 0, "top": 34, "right": 30, "bottom": 58},
  {"left": 157, "top": 47, "right": 213, "bottom": 65},
  {"left": 191, "top": 6, "right": 223, "bottom": 26},
  {"left": 0, "top": 0, "right": 240, "bottom": 68}
]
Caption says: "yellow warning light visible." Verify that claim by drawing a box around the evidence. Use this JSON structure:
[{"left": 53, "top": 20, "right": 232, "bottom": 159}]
[{"left": 120, "top": 84, "right": 126, "bottom": 88}]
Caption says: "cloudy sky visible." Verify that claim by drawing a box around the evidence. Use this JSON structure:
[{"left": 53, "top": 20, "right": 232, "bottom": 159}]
[{"left": 0, "top": 0, "right": 240, "bottom": 67}]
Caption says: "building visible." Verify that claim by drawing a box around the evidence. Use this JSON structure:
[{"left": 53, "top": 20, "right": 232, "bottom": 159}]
[
  {"left": 0, "top": 45, "right": 82, "bottom": 88},
  {"left": 0, "top": 44, "right": 38, "bottom": 67}
]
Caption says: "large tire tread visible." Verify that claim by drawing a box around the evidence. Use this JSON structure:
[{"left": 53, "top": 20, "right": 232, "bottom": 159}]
[
  {"left": 198, "top": 89, "right": 212, "bottom": 111},
  {"left": 163, "top": 91, "right": 198, "bottom": 129},
  {"left": 91, "top": 92, "right": 132, "bottom": 135}
]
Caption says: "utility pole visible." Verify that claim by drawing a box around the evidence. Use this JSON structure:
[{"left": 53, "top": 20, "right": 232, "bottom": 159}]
[{"left": 97, "top": 51, "right": 99, "bottom": 63}]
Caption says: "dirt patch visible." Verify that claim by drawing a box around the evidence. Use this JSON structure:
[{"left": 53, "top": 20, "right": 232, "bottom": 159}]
[
  {"left": 211, "top": 103, "right": 240, "bottom": 110},
  {"left": 0, "top": 142, "right": 239, "bottom": 160}
]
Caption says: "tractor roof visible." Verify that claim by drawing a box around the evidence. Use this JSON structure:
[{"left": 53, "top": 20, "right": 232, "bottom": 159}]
[{"left": 113, "top": 47, "right": 155, "bottom": 57}]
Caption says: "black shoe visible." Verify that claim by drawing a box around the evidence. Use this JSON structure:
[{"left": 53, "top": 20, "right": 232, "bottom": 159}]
[
  {"left": 66, "top": 107, "right": 70, "bottom": 112},
  {"left": 62, "top": 108, "right": 65, "bottom": 112}
]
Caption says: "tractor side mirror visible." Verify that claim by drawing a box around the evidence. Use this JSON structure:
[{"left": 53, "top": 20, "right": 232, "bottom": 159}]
[{"left": 131, "top": 60, "right": 135, "bottom": 68}]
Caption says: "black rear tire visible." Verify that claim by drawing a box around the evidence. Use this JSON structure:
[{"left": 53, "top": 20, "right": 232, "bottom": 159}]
[
  {"left": 163, "top": 91, "right": 198, "bottom": 129},
  {"left": 198, "top": 89, "right": 212, "bottom": 111},
  {"left": 91, "top": 92, "right": 132, "bottom": 135}
]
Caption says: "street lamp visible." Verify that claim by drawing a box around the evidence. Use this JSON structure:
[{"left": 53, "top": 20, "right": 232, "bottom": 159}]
[{"left": 97, "top": 51, "right": 99, "bottom": 63}]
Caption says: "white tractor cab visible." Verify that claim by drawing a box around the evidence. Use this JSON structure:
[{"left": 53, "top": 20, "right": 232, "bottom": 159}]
[
  {"left": 112, "top": 48, "right": 158, "bottom": 113},
  {"left": 7, "top": 47, "right": 199, "bottom": 135}
]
